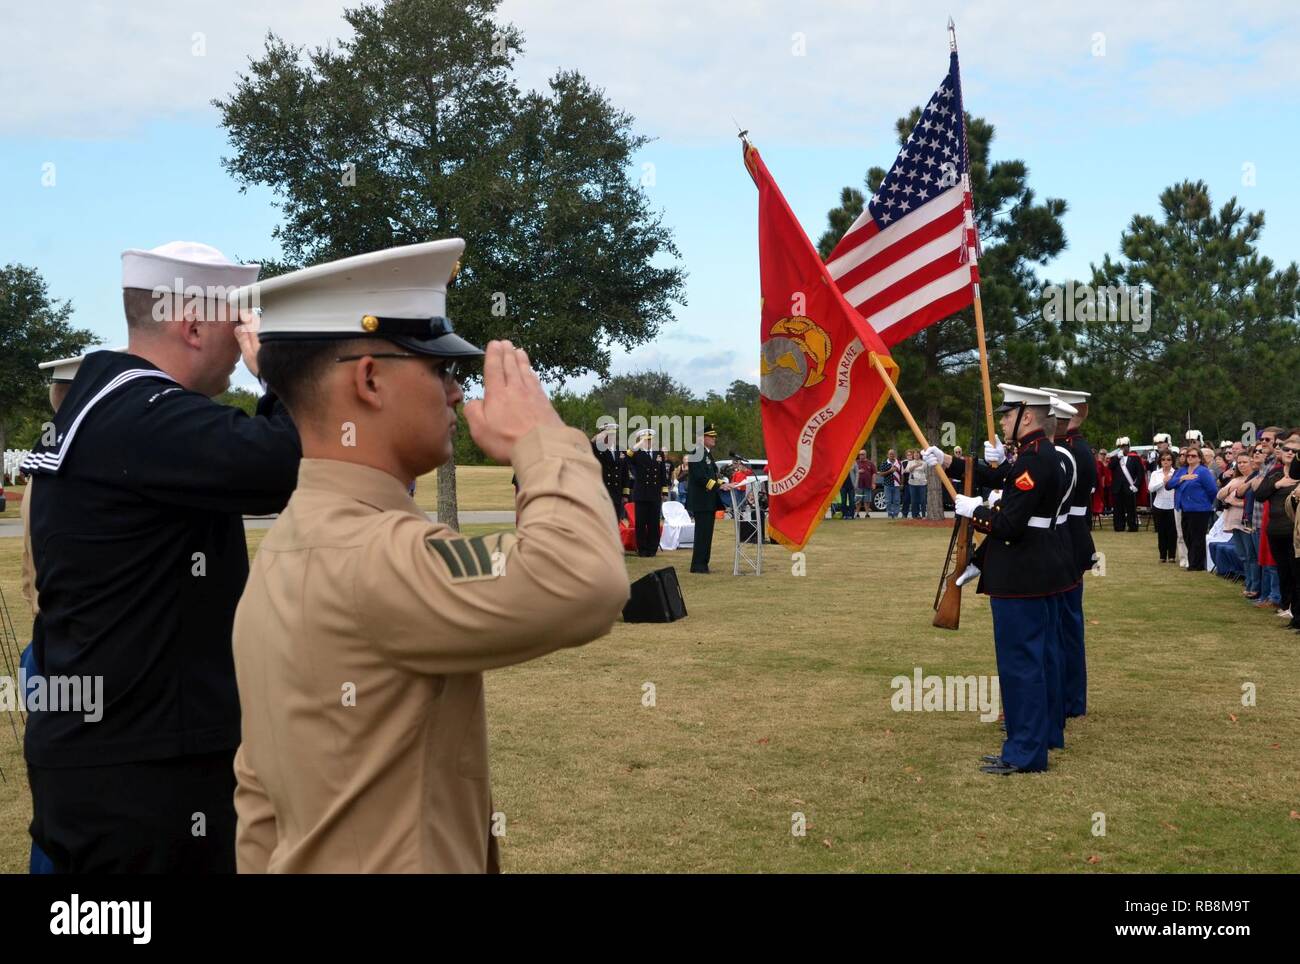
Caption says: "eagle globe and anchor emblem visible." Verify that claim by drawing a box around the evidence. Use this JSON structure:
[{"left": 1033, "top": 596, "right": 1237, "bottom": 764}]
[{"left": 759, "top": 316, "right": 832, "bottom": 402}]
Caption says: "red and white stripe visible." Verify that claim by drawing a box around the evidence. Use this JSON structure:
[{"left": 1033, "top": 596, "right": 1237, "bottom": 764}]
[{"left": 825, "top": 178, "right": 979, "bottom": 349}]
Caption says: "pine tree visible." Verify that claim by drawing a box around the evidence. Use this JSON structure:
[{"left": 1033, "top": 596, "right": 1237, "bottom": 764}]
[{"left": 1062, "top": 180, "right": 1300, "bottom": 446}]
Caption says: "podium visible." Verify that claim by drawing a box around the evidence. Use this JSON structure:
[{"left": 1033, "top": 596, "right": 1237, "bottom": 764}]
[{"left": 728, "top": 477, "right": 765, "bottom": 576}]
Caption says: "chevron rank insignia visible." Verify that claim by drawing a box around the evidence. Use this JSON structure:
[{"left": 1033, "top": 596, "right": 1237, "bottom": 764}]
[{"left": 425, "top": 531, "right": 517, "bottom": 583}]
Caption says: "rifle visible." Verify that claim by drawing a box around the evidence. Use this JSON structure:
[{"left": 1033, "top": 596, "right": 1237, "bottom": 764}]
[{"left": 932, "top": 455, "right": 974, "bottom": 630}]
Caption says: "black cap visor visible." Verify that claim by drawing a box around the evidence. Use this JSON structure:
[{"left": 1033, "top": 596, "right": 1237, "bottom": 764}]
[{"left": 390, "top": 332, "right": 485, "bottom": 359}]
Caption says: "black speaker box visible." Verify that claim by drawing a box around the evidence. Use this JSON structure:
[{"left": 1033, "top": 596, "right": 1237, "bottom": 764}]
[{"left": 622, "top": 566, "right": 688, "bottom": 623}]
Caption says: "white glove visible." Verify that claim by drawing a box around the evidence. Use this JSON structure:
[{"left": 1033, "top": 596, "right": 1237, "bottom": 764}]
[
  {"left": 921, "top": 445, "right": 945, "bottom": 468},
  {"left": 988, "top": 490, "right": 1002, "bottom": 507},
  {"left": 983, "top": 436, "right": 1006, "bottom": 464},
  {"left": 954, "top": 494, "right": 982, "bottom": 518},
  {"left": 1130, "top": 485, "right": 1137, "bottom": 493},
  {"left": 955, "top": 562, "right": 981, "bottom": 587}
]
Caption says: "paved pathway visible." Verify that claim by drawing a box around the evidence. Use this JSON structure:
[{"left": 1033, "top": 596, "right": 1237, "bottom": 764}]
[{"left": 0, "top": 510, "right": 518, "bottom": 539}]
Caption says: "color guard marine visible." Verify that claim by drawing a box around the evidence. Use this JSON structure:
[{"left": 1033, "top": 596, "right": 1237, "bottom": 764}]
[
  {"left": 922, "top": 384, "right": 1075, "bottom": 774},
  {"left": 1041, "top": 386, "right": 1095, "bottom": 719}
]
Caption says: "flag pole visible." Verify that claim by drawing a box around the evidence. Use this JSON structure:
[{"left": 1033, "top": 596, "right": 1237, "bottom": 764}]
[
  {"left": 949, "top": 18, "right": 998, "bottom": 456},
  {"left": 869, "top": 352, "right": 958, "bottom": 500}
]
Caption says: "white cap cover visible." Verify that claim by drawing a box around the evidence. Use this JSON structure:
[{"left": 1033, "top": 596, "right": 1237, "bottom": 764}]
[
  {"left": 38, "top": 347, "right": 127, "bottom": 382},
  {"left": 1038, "top": 386, "right": 1090, "bottom": 406},
  {"left": 1047, "top": 396, "right": 1078, "bottom": 419},
  {"left": 227, "top": 239, "right": 482, "bottom": 358},
  {"left": 994, "top": 383, "right": 1053, "bottom": 412},
  {"left": 121, "top": 241, "right": 259, "bottom": 295}
]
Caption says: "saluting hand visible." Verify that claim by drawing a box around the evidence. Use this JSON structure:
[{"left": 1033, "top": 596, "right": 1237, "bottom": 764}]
[
  {"left": 235, "top": 310, "right": 262, "bottom": 377},
  {"left": 463, "top": 340, "right": 563, "bottom": 464}
]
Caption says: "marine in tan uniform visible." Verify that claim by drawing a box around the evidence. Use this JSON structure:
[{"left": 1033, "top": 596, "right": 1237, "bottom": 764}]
[{"left": 228, "top": 240, "right": 629, "bottom": 873}]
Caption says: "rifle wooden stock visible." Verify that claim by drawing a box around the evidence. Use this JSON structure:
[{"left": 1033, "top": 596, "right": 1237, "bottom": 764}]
[{"left": 933, "top": 455, "right": 974, "bottom": 630}]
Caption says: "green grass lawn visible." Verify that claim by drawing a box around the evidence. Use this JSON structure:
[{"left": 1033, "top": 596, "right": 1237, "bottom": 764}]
[
  {"left": 1, "top": 487, "right": 25, "bottom": 521},
  {"left": 2, "top": 498, "right": 1297, "bottom": 872},
  {"left": 412, "top": 464, "right": 516, "bottom": 513}
]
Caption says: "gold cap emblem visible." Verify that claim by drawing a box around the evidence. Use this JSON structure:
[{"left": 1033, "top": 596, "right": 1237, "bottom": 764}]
[{"left": 361, "top": 314, "right": 379, "bottom": 332}]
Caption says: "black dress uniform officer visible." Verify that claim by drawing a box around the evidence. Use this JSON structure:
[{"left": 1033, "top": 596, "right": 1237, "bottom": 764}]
[
  {"left": 686, "top": 423, "right": 731, "bottom": 573},
  {"left": 591, "top": 425, "right": 630, "bottom": 522},
  {"left": 1109, "top": 438, "right": 1145, "bottom": 532},
  {"left": 1040, "top": 395, "right": 1080, "bottom": 751},
  {"left": 922, "top": 385, "right": 1075, "bottom": 774},
  {"left": 627, "top": 428, "right": 670, "bottom": 556},
  {"left": 1042, "top": 386, "right": 1095, "bottom": 719},
  {"left": 20, "top": 241, "right": 302, "bottom": 872}
]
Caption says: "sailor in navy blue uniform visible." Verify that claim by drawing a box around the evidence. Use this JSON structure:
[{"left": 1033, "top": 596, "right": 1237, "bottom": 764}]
[
  {"left": 591, "top": 425, "right": 629, "bottom": 522},
  {"left": 922, "top": 385, "right": 1075, "bottom": 774},
  {"left": 1042, "top": 386, "right": 1096, "bottom": 719},
  {"left": 21, "top": 241, "right": 302, "bottom": 872},
  {"left": 627, "top": 428, "right": 671, "bottom": 557}
]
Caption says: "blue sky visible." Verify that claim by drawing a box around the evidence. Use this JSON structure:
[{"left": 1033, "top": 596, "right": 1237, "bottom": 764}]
[{"left": 3, "top": 0, "right": 1297, "bottom": 395}]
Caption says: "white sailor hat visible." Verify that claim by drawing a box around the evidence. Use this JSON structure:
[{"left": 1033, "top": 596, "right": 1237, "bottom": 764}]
[
  {"left": 1185, "top": 429, "right": 1203, "bottom": 441},
  {"left": 1046, "top": 396, "right": 1078, "bottom": 419},
  {"left": 229, "top": 240, "right": 483, "bottom": 359},
  {"left": 122, "top": 241, "right": 259, "bottom": 294},
  {"left": 630, "top": 427, "right": 656, "bottom": 445},
  {"left": 1153, "top": 433, "right": 1172, "bottom": 444},
  {"left": 38, "top": 347, "right": 126, "bottom": 382},
  {"left": 1038, "top": 386, "right": 1090, "bottom": 406},
  {"left": 994, "top": 383, "right": 1053, "bottom": 412},
  {"left": 1116, "top": 436, "right": 1131, "bottom": 447}
]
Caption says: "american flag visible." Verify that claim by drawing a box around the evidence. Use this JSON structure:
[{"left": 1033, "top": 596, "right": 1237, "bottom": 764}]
[{"left": 825, "top": 52, "right": 979, "bottom": 349}]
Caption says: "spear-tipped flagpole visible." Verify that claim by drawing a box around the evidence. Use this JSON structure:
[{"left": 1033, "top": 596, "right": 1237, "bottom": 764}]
[{"left": 733, "top": 117, "right": 751, "bottom": 150}]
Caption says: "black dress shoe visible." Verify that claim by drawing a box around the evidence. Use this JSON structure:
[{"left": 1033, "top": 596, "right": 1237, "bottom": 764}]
[
  {"left": 690, "top": 567, "right": 709, "bottom": 574},
  {"left": 980, "top": 761, "right": 1025, "bottom": 775},
  {"left": 980, "top": 754, "right": 1004, "bottom": 765}
]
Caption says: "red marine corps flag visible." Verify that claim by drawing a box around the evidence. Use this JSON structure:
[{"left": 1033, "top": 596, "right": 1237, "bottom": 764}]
[{"left": 744, "top": 141, "right": 899, "bottom": 552}]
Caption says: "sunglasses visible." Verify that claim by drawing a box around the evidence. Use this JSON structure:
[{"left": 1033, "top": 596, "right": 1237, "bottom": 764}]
[
  {"left": 336, "top": 352, "right": 461, "bottom": 385},
  {"left": 1283, "top": 447, "right": 1300, "bottom": 455}
]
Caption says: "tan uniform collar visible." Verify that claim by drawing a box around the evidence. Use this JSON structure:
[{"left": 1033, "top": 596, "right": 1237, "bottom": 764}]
[{"left": 295, "top": 458, "right": 420, "bottom": 515}]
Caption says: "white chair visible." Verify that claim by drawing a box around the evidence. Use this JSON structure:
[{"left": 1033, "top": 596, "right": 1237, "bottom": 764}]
[{"left": 659, "top": 499, "right": 695, "bottom": 551}]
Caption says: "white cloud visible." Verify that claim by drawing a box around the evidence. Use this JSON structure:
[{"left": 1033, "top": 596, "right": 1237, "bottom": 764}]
[
  {"left": 661, "top": 327, "right": 712, "bottom": 344},
  {"left": 4, "top": 0, "right": 1296, "bottom": 141},
  {"left": 499, "top": 0, "right": 1300, "bottom": 144},
  {"left": 0, "top": 0, "right": 352, "bottom": 136}
]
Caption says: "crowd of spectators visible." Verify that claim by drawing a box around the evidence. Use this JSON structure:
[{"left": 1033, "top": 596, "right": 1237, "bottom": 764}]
[{"left": 1088, "top": 427, "right": 1300, "bottom": 631}]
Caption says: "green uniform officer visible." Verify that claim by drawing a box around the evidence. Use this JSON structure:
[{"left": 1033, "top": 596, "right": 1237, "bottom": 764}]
[{"left": 686, "top": 423, "right": 731, "bottom": 573}]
